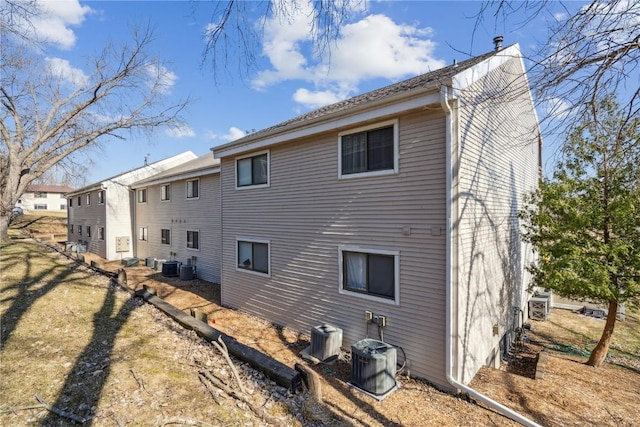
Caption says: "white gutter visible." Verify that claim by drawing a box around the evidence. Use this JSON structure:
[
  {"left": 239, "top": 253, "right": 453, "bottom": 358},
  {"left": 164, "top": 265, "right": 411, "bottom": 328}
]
[{"left": 441, "top": 85, "right": 542, "bottom": 427}]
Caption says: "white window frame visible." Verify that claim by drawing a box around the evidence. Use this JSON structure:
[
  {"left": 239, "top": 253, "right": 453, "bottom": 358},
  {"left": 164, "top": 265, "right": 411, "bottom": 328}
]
[
  {"left": 60, "top": 204, "right": 66, "bottom": 210},
  {"left": 98, "top": 227, "right": 105, "bottom": 241},
  {"left": 235, "top": 237, "right": 271, "bottom": 277},
  {"left": 338, "top": 246, "right": 400, "bottom": 305},
  {"left": 338, "top": 119, "right": 399, "bottom": 180},
  {"left": 186, "top": 179, "right": 199, "bottom": 200},
  {"left": 235, "top": 150, "right": 270, "bottom": 190},
  {"left": 77, "top": 196, "right": 82, "bottom": 206},
  {"left": 137, "top": 188, "right": 147, "bottom": 204},
  {"left": 86, "top": 193, "right": 91, "bottom": 205},
  {"left": 86, "top": 225, "right": 91, "bottom": 237},
  {"left": 186, "top": 229, "right": 200, "bottom": 251},
  {"left": 139, "top": 226, "right": 148, "bottom": 241},
  {"left": 98, "top": 190, "right": 105, "bottom": 204},
  {"left": 161, "top": 228, "right": 171, "bottom": 245},
  {"left": 34, "top": 204, "right": 47, "bottom": 210},
  {"left": 161, "top": 184, "right": 171, "bottom": 202},
  {"left": 69, "top": 224, "right": 74, "bottom": 233},
  {"left": 78, "top": 225, "right": 83, "bottom": 236}
]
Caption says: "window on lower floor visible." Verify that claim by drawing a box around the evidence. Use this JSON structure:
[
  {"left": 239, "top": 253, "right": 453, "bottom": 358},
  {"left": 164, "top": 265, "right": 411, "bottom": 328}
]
[
  {"left": 34, "top": 204, "right": 47, "bottom": 210},
  {"left": 60, "top": 204, "right": 66, "bottom": 210},
  {"left": 78, "top": 225, "right": 83, "bottom": 236},
  {"left": 237, "top": 239, "right": 269, "bottom": 275},
  {"left": 236, "top": 152, "right": 269, "bottom": 188},
  {"left": 139, "top": 227, "right": 148, "bottom": 241},
  {"left": 339, "top": 247, "right": 399, "bottom": 303},
  {"left": 98, "top": 227, "right": 105, "bottom": 240},
  {"left": 161, "top": 228, "right": 171, "bottom": 245},
  {"left": 187, "top": 230, "right": 199, "bottom": 250},
  {"left": 86, "top": 226, "right": 91, "bottom": 237},
  {"left": 69, "top": 224, "right": 74, "bottom": 233}
]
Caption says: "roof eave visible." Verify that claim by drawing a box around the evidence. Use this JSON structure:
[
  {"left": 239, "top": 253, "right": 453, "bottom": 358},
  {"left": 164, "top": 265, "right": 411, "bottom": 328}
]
[{"left": 131, "top": 166, "right": 221, "bottom": 189}]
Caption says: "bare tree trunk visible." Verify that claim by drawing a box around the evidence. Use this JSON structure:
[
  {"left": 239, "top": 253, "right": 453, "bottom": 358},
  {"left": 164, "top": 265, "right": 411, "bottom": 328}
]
[
  {"left": 0, "top": 214, "right": 10, "bottom": 242},
  {"left": 586, "top": 299, "right": 618, "bottom": 367}
]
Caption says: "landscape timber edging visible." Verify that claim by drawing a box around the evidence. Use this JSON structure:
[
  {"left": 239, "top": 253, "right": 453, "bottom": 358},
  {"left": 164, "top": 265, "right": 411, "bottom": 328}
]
[{"left": 134, "top": 288, "right": 301, "bottom": 392}]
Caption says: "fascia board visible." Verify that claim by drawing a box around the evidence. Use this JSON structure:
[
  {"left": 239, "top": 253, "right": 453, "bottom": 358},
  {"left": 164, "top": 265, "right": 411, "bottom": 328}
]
[{"left": 213, "top": 91, "right": 441, "bottom": 158}]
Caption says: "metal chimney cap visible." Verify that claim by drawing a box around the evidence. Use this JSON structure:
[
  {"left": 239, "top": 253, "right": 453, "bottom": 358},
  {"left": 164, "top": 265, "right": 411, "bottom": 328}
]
[{"left": 493, "top": 35, "right": 504, "bottom": 51}]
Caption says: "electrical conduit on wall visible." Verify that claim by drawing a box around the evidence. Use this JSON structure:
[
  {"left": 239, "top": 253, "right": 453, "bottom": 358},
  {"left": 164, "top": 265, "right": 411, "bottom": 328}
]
[{"left": 440, "top": 85, "right": 542, "bottom": 427}]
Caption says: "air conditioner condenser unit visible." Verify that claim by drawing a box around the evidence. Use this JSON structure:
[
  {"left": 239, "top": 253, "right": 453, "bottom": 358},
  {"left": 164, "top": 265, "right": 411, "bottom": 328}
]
[
  {"left": 351, "top": 338, "right": 397, "bottom": 396},
  {"left": 310, "top": 324, "right": 343, "bottom": 362}
]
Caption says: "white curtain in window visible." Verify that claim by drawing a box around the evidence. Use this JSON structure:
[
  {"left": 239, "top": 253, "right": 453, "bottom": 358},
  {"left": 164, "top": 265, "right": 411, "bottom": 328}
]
[
  {"left": 237, "top": 158, "right": 252, "bottom": 186},
  {"left": 342, "top": 133, "right": 366, "bottom": 174},
  {"left": 345, "top": 252, "right": 367, "bottom": 290},
  {"left": 238, "top": 241, "right": 252, "bottom": 268}
]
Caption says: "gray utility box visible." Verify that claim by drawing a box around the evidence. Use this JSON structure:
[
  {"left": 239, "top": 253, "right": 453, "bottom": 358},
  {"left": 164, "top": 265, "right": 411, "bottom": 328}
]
[
  {"left": 162, "top": 261, "right": 181, "bottom": 277},
  {"left": 310, "top": 324, "right": 343, "bottom": 361},
  {"left": 145, "top": 257, "right": 156, "bottom": 268},
  {"left": 351, "top": 339, "right": 397, "bottom": 395},
  {"left": 179, "top": 264, "right": 195, "bottom": 280}
]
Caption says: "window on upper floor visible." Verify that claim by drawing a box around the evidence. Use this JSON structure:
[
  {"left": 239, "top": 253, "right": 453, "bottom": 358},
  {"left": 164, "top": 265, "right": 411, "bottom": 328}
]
[
  {"left": 86, "top": 226, "right": 91, "bottom": 237},
  {"left": 236, "top": 151, "right": 269, "bottom": 189},
  {"left": 139, "top": 227, "right": 148, "bottom": 241},
  {"left": 86, "top": 194, "right": 91, "bottom": 205},
  {"left": 161, "top": 228, "right": 171, "bottom": 245},
  {"left": 34, "top": 192, "right": 47, "bottom": 198},
  {"left": 186, "top": 179, "right": 199, "bottom": 199},
  {"left": 339, "top": 121, "right": 398, "bottom": 179},
  {"left": 98, "top": 190, "right": 105, "bottom": 204},
  {"left": 69, "top": 224, "right": 74, "bottom": 233},
  {"left": 237, "top": 238, "right": 270, "bottom": 275},
  {"left": 187, "top": 230, "right": 199, "bottom": 250},
  {"left": 161, "top": 184, "right": 171, "bottom": 201},
  {"left": 69, "top": 198, "right": 73, "bottom": 207},
  {"left": 137, "top": 188, "right": 147, "bottom": 203},
  {"left": 338, "top": 246, "right": 399, "bottom": 304},
  {"left": 77, "top": 196, "right": 82, "bottom": 206}
]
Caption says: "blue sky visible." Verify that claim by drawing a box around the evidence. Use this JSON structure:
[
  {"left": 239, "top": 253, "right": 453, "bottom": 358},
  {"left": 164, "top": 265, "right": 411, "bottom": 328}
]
[{"left": 25, "top": 0, "right": 584, "bottom": 183}]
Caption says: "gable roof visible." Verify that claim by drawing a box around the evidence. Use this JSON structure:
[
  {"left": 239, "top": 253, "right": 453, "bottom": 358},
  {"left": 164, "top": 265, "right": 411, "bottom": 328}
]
[
  {"left": 67, "top": 151, "right": 197, "bottom": 196},
  {"left": 26, "top": 184, "right": 75, "bottom": 194},
  {"left": 131, "top": 153, "right": 220, "bottom": 188},
  {"left": 213, "top": 46, "right": 517, "bottom": 158}
]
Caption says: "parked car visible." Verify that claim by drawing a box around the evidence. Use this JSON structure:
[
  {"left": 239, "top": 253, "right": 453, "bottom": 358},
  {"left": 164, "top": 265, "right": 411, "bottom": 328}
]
[{"left": 11, "top": 207, "right": 23, "bottom": 215}]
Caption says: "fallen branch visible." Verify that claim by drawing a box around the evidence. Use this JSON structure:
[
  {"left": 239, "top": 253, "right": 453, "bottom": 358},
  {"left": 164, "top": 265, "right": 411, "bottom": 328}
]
[
  {"left": 34, "top": 394, "right": 87, "bottom": 424},
  {"left": 199, "top": 370, "right": 284, "bottom": 426},
  {"left": 211, "top": 336, "right": 246, "bottom": 394},
  {"left": 159, "top": 416, "right": 220, "bottom": 426},
  {"left": 129, "top": 368, "right": 146, "bottom": 390},
  {"left": 198, "top": 372, "right": 225, "bottom": 405},
  {"left": 0, "top": 404, "right": 47, "bottom": 414}
]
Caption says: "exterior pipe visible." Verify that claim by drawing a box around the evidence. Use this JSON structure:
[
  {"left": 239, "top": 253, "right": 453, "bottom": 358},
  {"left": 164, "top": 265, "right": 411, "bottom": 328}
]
[{"left": 440, "top": 85, "right": 542, "bottom": 427}]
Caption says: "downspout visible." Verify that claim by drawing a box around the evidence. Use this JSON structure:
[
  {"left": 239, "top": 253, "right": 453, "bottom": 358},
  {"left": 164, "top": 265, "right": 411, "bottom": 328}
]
[{"left": 440, "top": 85, "right": 541, "bottom": 427}]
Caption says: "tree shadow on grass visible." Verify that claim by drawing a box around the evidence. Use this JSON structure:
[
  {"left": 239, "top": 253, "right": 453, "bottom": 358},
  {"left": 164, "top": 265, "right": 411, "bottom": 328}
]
[
  {"left": 1, "top": 242, "right": 90, "bottom": 352},
  {"left": 40, "top": 277, "right": 139, "bottom": 425}
]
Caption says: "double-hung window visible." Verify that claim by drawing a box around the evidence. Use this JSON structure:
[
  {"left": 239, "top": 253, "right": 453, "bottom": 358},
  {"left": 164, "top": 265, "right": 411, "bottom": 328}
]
[
  {"left": 161, "top": 228, "right": 171, "bottom": 245},
  {"left": 78, "top": 225, "right": 83, "bottom": 236},
  {"left": 187, "top": 230, "right": 199, "bottom": 250},
  {"left": 137, "top": 188, "right": 147, "bottom": 203},
  {"left": 86, "top": 194, "right": 91, "bottom": 205},
  {"left": 186, "top": 179, "right": 199, "bottom": 199},
  {"left": 98, "top": 190, "right": 105, "bottom": 204},
  {"left": 139, "top": 227, "right": 148, "bottom": 241},
  {"left": 98, "top": 227, "right": 105, "bottom": 240},
  {"left": 86, "top": 226, "right": 91, "bottom": 237},
  {"left": 161, "top": 184, "right": 171, "bottom": 201},
  {"left": 69, "top": 224, "right": 74, "bottom": 233},
  {"left": 77, "top": 196, "right": 82, "bottom": 206},
  {"left": 236, "top": 151, "right": 269, "bottom": 189},
  {"left": 339, "top": 121, "right": 398, "bottom": 178},
  {"left": 69, "top": 198, "right": 73, "bottom": 207},
  {"left": 339, "top": 246, "right": 399, "bottom": 304},
  {"left": 237, "top": 238, "right": 270, "bottom": 275}
]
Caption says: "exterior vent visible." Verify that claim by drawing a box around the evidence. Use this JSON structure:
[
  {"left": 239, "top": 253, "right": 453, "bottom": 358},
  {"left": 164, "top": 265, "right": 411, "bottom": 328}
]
[
  {"left": 145, "top": 257, "right": 156, "bottom": 268},
  {"left": 310, "top": 324, "right": 343, "bottom": 361},
  {"left": 154, "top": 259, "right": 166, "bottom": 271},
  {"left": 351, "top": 339, "right": 397, "bottom": 395},
  {"left": 162, "top": 261, "right": 181, "bottom": 277}
]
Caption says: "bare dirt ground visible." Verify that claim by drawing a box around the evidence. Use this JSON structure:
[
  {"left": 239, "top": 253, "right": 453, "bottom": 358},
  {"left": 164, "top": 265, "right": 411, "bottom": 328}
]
[{"left": 3, "top": 215, "right": 639, "bottom": 426}]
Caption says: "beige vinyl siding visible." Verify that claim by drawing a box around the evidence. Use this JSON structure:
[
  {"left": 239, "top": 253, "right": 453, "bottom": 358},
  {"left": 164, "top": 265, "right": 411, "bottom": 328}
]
[
  {"left": 135, "top": 173, "right": 221, "bottom": 283},
  {"left": 454, "top": 57, "right": 539, "bottom": 383},
  {"left": 220, "top": 109, "right": 450, "bottom": 388}
]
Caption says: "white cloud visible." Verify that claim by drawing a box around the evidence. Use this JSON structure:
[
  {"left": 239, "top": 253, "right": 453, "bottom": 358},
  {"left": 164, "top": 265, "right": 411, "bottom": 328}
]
[
  {"left": 166, "top": 124, "right": 195, "bottom": 138},
  {"left": 30, "top": 0, "right": 92, "bottom": 49},
  {"left": 145, "top": 63, "right": 177, "bottom": 94},
  {"left": 45, "top": 57, "right": 88, "bottom": 87},
  {"left": 543, "top": 97, "right": 572, "bottom": 120},
  {"left": 204, "top": 126, "right": 246, "bottom": 142},
  {"left": 553, "top": 12, "right": 567, "bottom": 21},
  {"left": 251, "top": 1, "right": 445, "bottom": 109}
]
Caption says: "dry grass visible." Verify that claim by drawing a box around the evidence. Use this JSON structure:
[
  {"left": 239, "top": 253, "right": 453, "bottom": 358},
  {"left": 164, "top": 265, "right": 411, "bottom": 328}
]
[{"left": 4, "top": 219, "right": 640, "bottom": 426}]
